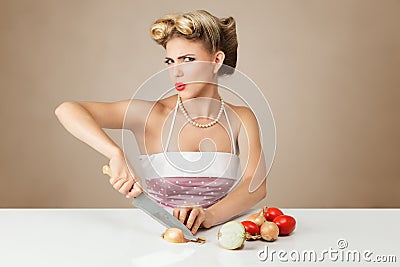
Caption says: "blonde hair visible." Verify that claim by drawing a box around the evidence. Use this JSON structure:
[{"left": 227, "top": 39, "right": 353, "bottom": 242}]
[{"left": 150, "top": 10, "right": 238, "bottom": 75}]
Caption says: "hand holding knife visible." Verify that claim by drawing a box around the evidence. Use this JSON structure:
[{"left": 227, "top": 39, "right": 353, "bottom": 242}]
[{"left": 102, "top": 164, "right": 198, "bottom": 241}]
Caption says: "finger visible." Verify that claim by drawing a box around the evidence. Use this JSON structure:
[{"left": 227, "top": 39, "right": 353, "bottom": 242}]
[
  {"left": 173, "top": 208, "right": 180, "bottom": 218},
  {"left": 186, "top": 209, "right": 200, "bottom": 229},
  {"left": 127, "top": 183, "right": 141, "bottom": 198},
  {"left": 112, "top": 178, "right": 128, "bottom": 190},
  {"left": 109, "top": 177, "right": 119, "bottom": 185},
  {"left": 178, "top": 208, "right": 188, "bottom": 224},
  {"left": 119, "top": 179, "right": 135, "bottom": 194},
  {"left": 126, "top": 182, "right": 142, "bottom": 198},
  {"left": 191, "top": 212, "right": 206, "bottom": 234},
  {"left": 109, "top": 174, "right": 124, "bottom": 185}
]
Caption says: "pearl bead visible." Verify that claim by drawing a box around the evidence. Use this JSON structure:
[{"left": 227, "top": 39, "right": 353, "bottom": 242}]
[{"left": 177, "top": 94, "right": 224, "bottom": 128}]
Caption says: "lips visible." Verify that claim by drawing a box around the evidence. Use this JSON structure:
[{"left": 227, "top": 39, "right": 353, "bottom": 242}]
[{"left": 175, "top": 82, "right": 186, "bottom": 91}]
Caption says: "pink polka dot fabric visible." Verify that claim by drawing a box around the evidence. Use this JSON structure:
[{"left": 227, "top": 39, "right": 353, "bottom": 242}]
[
  {"left": 146, "top": 176, "right": 236, "bottom": 208},
  {"left": 139, "top": 151, "right": 241, "bottom": 209}
]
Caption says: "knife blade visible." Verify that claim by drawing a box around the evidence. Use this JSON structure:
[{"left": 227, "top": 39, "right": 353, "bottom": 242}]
[
  {"left": 102, "top": 164, "right": 197, "bottom": 241},
  {"left": 132, "top": 193, "right": 197, "bottom": 241}
]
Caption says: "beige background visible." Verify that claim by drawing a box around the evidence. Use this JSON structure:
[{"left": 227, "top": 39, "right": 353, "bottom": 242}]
[{"left": 0, "top": 0, "right": 399, "bottom": 208}]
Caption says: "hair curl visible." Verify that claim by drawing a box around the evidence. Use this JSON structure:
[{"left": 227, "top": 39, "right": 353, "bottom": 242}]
[{"left": 150, "top": 10, "right": 238, "bottom": 75}]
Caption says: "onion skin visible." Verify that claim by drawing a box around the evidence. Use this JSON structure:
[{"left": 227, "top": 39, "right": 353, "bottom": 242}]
[
  {"left": 246, "top": 213, "right": 258, "bottom": 222},
  {"left": 260, "top": 221, "right": 279, "bottom": 242},
  {"left": 161, "top": 228, "right": 206, "bottom": 244},
  {"left": 217, "top": 221, "right": 246, "bottom": 250},
  {"left": 161, "top": 228, "right": 188, "bottom": 243},
  {"left": 245, "top": 209, "right": 266, "bottom": 227}
]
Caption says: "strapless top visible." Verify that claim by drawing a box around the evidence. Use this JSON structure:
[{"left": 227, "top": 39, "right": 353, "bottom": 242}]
[{"left": 138, "top": 96, "right": 241, "bottom": 209}]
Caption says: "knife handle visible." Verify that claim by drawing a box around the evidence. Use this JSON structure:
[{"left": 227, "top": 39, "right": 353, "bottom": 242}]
[
  {"left": 102, "top": 164, "right": 112, "bottom": 177},
  {"left": 102, "top": 164, "right": 141, "bottom": 194}
]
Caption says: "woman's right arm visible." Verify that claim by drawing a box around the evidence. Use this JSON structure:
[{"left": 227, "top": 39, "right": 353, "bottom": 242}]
[
  {"left": 54, "top": 100, "right": 144, "bottom": 198},
  {"left": 54, "top": 101, "right": 131, "bottom": 159}
]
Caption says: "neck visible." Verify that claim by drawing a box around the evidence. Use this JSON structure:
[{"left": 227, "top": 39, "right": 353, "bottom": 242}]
[{"left": 178, "top": 84, "right": 222, "bottom": 119}]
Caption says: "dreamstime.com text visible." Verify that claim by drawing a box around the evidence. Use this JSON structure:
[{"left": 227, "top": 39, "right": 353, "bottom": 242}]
[{"left": 257, "top": 239, "right": 397, "bottom": 263}]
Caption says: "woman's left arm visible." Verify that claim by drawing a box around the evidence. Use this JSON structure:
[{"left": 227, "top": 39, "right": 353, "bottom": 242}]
[
  {"left": 203, "top": 106, "right": 267, "bottom": 226},
  {"left": 174, "top": 106, "right": 267, "bottom": 234}
]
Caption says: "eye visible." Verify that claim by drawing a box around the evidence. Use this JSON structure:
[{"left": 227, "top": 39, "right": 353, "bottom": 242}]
[
  {"left": 164, "top": 58, "right": 174, "bottom": 65},
  {"left": 183, "top": 56, "right": 195, "bottom": 62}
]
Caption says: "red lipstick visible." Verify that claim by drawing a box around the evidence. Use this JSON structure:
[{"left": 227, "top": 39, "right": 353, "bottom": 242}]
[{"left": 175, "top": 82, "right": 186, "bottom": 91}]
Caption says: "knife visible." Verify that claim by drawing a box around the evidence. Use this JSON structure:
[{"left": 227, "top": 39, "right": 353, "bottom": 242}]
[{"left": 102, "top": 164, "right": 197, "bottom": 241}]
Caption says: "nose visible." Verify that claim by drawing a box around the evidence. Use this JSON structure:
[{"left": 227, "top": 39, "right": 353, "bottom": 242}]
[{"left": 172, "top": 64, "right": 184, "bottom": 77}]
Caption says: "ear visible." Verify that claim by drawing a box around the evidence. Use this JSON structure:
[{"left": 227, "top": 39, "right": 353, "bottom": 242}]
[{"left": 213, "top": 51, "right": 225, "bottom": 74}]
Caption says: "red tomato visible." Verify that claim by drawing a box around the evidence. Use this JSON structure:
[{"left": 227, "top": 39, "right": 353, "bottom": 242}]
[
  {"left": 273, "top": 215, "right": 296, "bottom": 236},
  {"left": 241, "top": 221, "right": 260, "bottom": 235},
  {"left": 264, "top": 207, "right": 284, "bottom": 221}
]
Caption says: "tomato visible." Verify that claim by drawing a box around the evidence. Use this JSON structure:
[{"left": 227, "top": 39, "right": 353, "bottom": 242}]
[
  {"left": 264, "top": 207, "right": 284, "bottom": 221},
  {"left": 273, "top": 215, "right": 296, "bottom": 236},
  {"left": 241, "top": 221, "right": 260, "bottom": 235}
]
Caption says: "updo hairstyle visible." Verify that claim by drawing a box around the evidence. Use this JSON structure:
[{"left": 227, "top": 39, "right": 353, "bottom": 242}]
[{"left": 150, "top": 10, "right": 238, "bottom": 75}]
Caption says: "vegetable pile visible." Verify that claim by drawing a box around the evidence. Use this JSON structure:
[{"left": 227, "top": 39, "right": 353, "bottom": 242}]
[
  {"left": 161, "top": 206, "right": 296, "bottom": 249},
  {"left": 217, "top": 206, "right": 296, "bottom": 249}
]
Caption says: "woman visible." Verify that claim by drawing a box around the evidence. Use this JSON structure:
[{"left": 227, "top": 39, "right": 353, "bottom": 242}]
[{"left": 55, "top": 10, "right": 267, "bottom": 234}]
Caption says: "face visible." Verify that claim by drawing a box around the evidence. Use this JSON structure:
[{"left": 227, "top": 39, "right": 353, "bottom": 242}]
[{"left": 164, "top": 37, "right": 223, "bottom": 99}]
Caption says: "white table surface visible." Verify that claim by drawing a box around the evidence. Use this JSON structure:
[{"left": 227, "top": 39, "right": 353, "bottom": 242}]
[{"left": 0, "top": 208, "right": 399, "bottom": 267}]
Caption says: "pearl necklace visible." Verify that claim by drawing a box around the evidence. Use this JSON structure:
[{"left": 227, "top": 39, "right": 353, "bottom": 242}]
[{"left": 178, "top": 94, "right": 224, "bottom": 128}]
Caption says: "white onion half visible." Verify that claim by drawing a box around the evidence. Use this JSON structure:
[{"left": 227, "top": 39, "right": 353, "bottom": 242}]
[{"left": 217, "top": 221, "right": 246, "bottom": 250}]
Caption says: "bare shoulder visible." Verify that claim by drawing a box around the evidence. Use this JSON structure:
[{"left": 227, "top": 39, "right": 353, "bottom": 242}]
[
  {"left": 123, "top": 98, "right": 168, "bottom": 131},
  {"left": 228, "top": 105, "right": 260, "bottom": 143},
  {"left": 226, "top": 103, "right": 257, "bottom": 127},
  {"left": 127, "top": 95, "right": 176, "bottom": 118},
  {"left": 227, "top": 104, "right": 252, "bottom": 116}
]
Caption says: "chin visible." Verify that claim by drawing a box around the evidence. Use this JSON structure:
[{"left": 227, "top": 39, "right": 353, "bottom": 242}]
[{"left": 178, "top": 90, "right": 196, "bottom": 99}]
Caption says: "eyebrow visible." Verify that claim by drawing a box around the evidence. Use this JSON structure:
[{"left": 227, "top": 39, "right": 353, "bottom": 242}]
[{"left": 164, "top": 54, "right": 196, "bottom": 61}]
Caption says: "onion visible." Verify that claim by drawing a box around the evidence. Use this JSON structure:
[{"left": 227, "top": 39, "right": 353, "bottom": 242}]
[
  {"left": 161, "top": 228, "right": 206, "bottom": 244},
  {"left": 260, "top": 221, "right": 279, "bottom": 242},
  {"left": 217, "top": 221, "right": 246, "bottom": 250},
  {"left": 245, "top": 208, "right": 266, "bottom": 227},
  {"left": 162, "top": 228, "right": 188, "bottom": 243}
]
